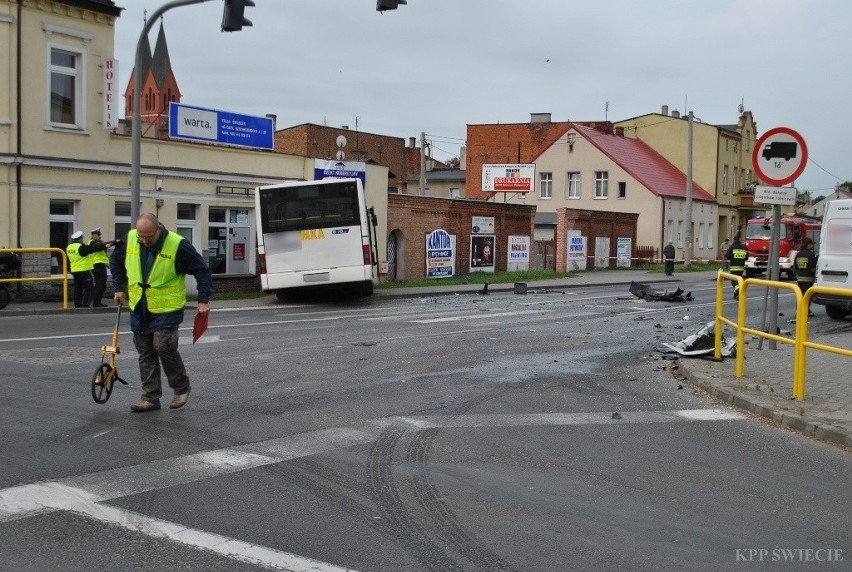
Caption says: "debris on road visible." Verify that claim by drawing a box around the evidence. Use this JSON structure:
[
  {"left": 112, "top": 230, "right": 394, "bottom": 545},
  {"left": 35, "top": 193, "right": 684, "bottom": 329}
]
[
  {"left": 629, "top": 281, "right": 694, "bottom": 302},
  {"left": 661, "top": 320, "right": 736, "bottom": 357}
]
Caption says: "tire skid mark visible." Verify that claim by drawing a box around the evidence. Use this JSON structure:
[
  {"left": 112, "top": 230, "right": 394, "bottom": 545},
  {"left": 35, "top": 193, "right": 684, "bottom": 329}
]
[
  {"left": 406, "top": 427, "right": 521, "bottom": 572},
  {"left": 368, "top": 427, "right": 464, "bottom": 572}
]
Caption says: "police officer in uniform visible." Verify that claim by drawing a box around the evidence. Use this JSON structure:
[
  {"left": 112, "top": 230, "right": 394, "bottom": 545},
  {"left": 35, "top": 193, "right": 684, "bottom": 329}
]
[
  {"left": 794, "top": 238, "right": 817, "bottom": 317},
  {"left": 66, "top": 230, "right": 112, "bottom": 308},
  {"left": 726, "top": 235, "right": 747, "bottom": 300},
  {"left": 89, "top": 228, "right": 112, "bottom": 307}
]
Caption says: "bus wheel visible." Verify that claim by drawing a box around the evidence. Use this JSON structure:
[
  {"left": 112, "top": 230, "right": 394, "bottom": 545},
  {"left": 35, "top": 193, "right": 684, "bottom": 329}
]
[
  {"left": 825, "top": 305, "right": 849, "bottom": 320},
  {"left": 275, "top": 290, "right": 290, "bottom": 303},
  {"left": 361, "top": 282, "right": 374, "bottom": 296}
]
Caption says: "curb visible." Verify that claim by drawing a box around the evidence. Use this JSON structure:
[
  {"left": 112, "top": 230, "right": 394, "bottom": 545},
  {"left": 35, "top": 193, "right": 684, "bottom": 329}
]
[{"left": 677, "top": 360, "right": 850, "bottom": 449}]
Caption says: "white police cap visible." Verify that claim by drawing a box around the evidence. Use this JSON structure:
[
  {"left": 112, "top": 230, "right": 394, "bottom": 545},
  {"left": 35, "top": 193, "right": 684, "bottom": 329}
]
[
  {"left": 71, "top": 230, "right": 83, "bottom": 240},
  {"left": 90, "top": 227, "right": 101, "bottom": 234}
]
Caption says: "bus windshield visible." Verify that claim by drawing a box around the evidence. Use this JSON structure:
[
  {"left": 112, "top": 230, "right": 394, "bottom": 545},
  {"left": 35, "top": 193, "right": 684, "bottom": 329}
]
[{"left": 259, "top": 180, "right": 360, "bottom": 233}]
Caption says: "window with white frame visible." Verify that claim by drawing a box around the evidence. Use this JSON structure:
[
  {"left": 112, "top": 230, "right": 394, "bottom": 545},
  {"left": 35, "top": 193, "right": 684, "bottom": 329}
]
[
  {"left": 618, "top": 181, "right": 626, "bottom": 199},
  {"left": 539, "top": 172, "right": 553, "bottom": 199},
  {"left": 677, "top": 221, "right": 684, "bottom": 248},
  {"left": 177, "top": 203, "right": 198, "bottom": 244},
  {"left": 722, "top": 165, "right": 729, "bottom": 194},
  {"left": 48, "top": 45, "right": 85, "bottom": 128},
  {"left": 449, "top": 188, "right": 461, "bottom": 199},
  {"left": 594, "top": 171, "right": 608, "bottom": 198},
  {"left": 566, "top": 172, "right": 580, "bottom": 198},
  {"left": 698, "top": 222, "right": 705, "bottom": 249}
]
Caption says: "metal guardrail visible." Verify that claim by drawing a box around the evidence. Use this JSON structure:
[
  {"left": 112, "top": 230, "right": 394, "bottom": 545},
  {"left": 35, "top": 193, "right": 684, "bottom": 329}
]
[
  {"left": 714, "top": 270, "right": 851, "bottom": 400},
  {"left": 0, "top": 248, "right": 69, "bottom": 309}
]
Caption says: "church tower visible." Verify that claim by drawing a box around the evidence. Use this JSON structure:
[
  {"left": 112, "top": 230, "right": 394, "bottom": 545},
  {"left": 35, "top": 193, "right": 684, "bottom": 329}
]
[{"left": 123, "top": 21, "right": 182, "bottom": 136}]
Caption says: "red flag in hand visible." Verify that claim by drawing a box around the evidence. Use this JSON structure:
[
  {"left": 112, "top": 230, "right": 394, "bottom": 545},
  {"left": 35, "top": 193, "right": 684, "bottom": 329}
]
[{"left": 192, "top": 310, "right": 208, "bottom": 344}]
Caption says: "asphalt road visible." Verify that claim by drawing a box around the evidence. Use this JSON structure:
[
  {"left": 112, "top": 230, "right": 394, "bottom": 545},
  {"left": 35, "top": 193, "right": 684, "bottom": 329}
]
[{"left": 0, "top": 276, "right": 849, "bottom": 571}]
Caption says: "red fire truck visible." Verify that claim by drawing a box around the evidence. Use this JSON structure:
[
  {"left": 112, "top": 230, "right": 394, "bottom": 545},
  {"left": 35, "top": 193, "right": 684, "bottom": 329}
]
[{"left": 743, "top": 215, "right": 821, "bottom": 279}]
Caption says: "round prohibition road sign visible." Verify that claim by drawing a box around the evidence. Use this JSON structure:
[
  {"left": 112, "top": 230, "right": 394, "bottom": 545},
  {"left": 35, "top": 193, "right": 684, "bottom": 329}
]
[{"left": 752, "top": 126, "right": 808, "bottom": 186}]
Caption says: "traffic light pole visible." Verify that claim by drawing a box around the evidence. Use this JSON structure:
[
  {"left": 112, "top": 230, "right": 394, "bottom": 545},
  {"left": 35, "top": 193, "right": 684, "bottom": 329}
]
[{"left": 130, "top": 0, "right": 216, "bottom": 226}]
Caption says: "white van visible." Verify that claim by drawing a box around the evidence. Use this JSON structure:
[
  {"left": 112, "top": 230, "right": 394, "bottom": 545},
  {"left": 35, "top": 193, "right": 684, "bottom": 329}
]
[{"left": 813, "top": 199, "right": 852, "bottom": 319}]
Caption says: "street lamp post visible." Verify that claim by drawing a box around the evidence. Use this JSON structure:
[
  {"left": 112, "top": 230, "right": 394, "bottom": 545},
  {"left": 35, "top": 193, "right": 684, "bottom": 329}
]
[{"left": 129, "top": 0, "right": 216, "bottom": 226}]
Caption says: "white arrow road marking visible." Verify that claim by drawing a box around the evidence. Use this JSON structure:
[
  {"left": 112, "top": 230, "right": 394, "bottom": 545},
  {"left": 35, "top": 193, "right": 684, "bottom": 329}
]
[{"left": 0, "top": 408, "right": 745, "bottom": 569}]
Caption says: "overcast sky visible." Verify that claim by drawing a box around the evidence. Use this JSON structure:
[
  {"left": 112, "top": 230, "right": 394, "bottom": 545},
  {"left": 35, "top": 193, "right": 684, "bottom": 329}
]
[{"left": 113, "top": 0, "right": 851, "bottom": 196}]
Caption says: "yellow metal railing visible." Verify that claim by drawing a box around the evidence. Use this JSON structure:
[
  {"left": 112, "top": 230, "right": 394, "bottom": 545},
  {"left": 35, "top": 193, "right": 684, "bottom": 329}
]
[
  {"left": 714, "top": 270, "right": 852, "bottom": 400},
  {"left": 0, "top": 248, "right": 69, "bottom": 309},
  {"left": 796, "top": 286, "right": 852, "bottom": 399}
]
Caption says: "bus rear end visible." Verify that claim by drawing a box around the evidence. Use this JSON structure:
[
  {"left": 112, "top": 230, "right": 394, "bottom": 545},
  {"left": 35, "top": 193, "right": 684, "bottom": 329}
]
[{"left": 256, "top": 179, "right": 375, "bottom": 299}]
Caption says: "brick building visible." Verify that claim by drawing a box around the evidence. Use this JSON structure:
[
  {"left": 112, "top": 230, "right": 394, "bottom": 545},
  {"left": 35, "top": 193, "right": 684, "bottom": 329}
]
[
  {"left": 465, "top": 113, "right": 606, "bottom": 199},
  {"left": 386, "top": 195, "right": 535, "bottom": 280},
  {"left": 554, "top": 208, "right": 639, "bottom": 271}
]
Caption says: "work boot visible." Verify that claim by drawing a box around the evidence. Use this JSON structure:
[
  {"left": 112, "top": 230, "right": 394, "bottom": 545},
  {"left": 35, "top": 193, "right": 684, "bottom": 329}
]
[
  {"left": 170, "top": 389, "right": 190, "bottom": 409},
  {"left": 130, "top": 399, "right": 160, "bottom": 412}
]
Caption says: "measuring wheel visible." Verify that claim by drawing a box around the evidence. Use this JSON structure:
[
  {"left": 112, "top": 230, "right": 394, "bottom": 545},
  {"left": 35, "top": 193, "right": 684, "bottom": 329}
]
[
  {"left": 91, "top": 362, "right": 115, "bottom": 404},
  {"left": 90, "top": 302, "right": 129, "bottom": 405}
]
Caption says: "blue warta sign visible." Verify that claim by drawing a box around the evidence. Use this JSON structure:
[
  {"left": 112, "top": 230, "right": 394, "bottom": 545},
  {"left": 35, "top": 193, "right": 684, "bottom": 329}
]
[{"left": 169, "top": 102, "right": 273, "bottom": 150}]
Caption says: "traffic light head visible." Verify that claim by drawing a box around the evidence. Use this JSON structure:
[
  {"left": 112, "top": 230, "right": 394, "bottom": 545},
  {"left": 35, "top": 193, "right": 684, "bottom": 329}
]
[
  {"left": 376, "top": 0, "right": 407, "bottom": 12},
  {"left": 222, "top": 0, "right": 255, "bottom": 32}
]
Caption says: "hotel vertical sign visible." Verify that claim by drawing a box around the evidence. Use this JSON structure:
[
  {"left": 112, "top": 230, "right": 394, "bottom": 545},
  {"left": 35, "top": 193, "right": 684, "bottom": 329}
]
[{"left": 103, "top": 58, "right": 118, "bottom": 129}]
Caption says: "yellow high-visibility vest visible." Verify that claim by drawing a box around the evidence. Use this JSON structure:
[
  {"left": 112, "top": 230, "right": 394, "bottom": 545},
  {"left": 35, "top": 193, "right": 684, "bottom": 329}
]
[
  {"left": 125, "top": 230, "right": 186, "bottom": 313},
  {"left": 66, "top": 242, "right": 94, "bottom": 272},
  {"left": 88, "top": 239, "right": 109, "bottom": 265}
]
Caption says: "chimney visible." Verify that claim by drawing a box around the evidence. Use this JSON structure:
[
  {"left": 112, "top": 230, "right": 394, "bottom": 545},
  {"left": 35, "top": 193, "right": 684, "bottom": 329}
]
[
  {"left": 661, "top": 105, "right": 669, "bottom": 116},
  {"left": 615, "top": 126, "right": 624, "bottom": 137},
  {"left": 409, "top": 137, "right": 416, "bottom": 148},
  {"left": 459, "top": 146, "right": 466, "bottom": 170},
  {"left": 530, "top": 112, "right": 551, "bottom": 123},
  {"left": 671, "top": 110, "right": 681, "bottom": 119}
]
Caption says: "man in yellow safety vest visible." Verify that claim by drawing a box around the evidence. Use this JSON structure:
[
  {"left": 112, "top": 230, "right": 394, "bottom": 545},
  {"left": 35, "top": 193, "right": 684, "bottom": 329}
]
[{"left": 110, "top": 213, "right": 213, "bottom": 412}]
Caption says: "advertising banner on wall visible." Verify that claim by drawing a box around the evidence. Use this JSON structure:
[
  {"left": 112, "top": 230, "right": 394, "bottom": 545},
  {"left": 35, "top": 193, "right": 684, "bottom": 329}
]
[
  {"left": 567, "top": 234, "right": 587, "bottom": 271},
  {"left": 481, "top": 164, "right": 535, "bottom": 193},
  {"left": 426, "top": 229, "right": 455, "bottom": 278},
  {"left": 169, "top": 102, "right": 274, "bottom": 150},
  {"left": 617, "top": 237, "right": 632, "bottom": 268},
  {"left": 314, "top": 159, "right": 367, "bottom": 188},
  {"left": 471, "top": 216, "right": 495, "bottom": 235},
  {"left": 507, "top": 235, "right": 530, "bottom": 271},
  {"left": 471, "top": 235, "right": 496, "bottom": 272}
]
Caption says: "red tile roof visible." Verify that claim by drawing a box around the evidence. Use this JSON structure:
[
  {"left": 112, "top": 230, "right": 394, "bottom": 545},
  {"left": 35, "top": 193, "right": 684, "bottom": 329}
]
[{"left": 568, "top": 124, "right": 716, "bottom": 203}]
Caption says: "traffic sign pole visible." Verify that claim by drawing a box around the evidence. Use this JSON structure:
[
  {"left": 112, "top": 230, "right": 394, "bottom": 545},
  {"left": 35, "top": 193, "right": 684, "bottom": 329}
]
[{"left": 752, "top": 127, "right": 807, "bottom": 351}]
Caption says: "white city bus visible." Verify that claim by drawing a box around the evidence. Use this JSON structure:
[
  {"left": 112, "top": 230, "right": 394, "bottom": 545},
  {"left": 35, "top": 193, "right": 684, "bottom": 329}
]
[{"left": 255, "top": 178, "right": 377, "bottom": 301}]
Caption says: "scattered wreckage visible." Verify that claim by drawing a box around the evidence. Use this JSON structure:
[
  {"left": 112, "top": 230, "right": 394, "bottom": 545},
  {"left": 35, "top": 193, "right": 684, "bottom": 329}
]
[
  {"left": 630, "top": 281, "right": 694, "bottom": 303},
  {"left": 662, "top": 320, "right": 736, "bottom": 357}
]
